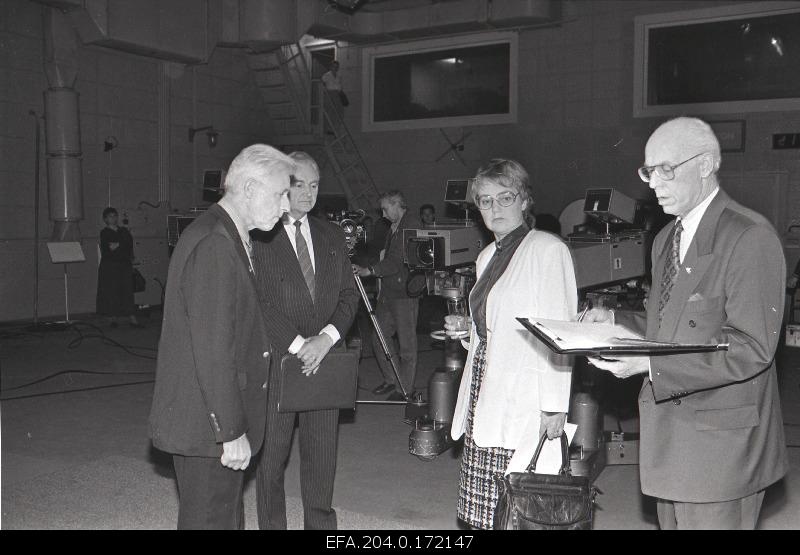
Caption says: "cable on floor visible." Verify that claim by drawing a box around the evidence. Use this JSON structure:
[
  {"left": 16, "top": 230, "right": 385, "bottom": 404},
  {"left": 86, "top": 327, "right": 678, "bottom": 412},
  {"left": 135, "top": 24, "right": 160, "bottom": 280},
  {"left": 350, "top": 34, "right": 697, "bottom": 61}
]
[
  {"left": 0, "top": 368, "right": 155, "bottom": 393},
  {"left": 64, "top": 321, "right": 157, "bottom": 360},
  {"left": 0, "top": 379, "right": 155, "bottom": 402}
]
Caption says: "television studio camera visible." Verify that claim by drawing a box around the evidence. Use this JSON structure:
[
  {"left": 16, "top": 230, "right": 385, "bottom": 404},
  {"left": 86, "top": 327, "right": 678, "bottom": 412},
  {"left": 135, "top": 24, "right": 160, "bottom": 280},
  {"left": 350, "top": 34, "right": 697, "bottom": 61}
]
[
  {"left": 401, "top": 179, "right": 486, "bottom": 460},
  {"left": 324, "top": 208, "right": 368, "bottom": 257}
]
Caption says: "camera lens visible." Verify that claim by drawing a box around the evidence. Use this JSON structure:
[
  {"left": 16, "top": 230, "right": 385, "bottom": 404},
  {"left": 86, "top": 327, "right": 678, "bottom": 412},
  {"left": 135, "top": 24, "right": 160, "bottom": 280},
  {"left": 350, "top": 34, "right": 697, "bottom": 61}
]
[
  {"left": 415, "top": 240, "right": 434, "bottom": 266},
  {"left": 340, "top": 219, "right": 355, "bottom": 235}
]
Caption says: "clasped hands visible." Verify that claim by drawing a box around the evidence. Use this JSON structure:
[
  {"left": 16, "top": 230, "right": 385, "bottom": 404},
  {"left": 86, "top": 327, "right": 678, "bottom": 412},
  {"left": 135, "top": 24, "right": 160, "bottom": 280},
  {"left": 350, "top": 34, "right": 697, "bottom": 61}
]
[
  {"left": 579, "top": 307, "right": 649, "bottom": 379},
  {"left": 297, "top": 333, "right": 334, "bottom": 376}
]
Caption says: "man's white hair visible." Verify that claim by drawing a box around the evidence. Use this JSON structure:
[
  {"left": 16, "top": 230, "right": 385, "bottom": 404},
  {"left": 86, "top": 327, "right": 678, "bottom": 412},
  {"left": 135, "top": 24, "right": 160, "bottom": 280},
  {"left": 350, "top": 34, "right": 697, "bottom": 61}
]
[
  {"left": 288, "top": 151, "right": 320, "bottom": 176},
  {"left": 224, "top": 144, "right": 296, "bottom": 194},
  {"left": 656, "top": 117, "right": 722, "bottom": 174}
]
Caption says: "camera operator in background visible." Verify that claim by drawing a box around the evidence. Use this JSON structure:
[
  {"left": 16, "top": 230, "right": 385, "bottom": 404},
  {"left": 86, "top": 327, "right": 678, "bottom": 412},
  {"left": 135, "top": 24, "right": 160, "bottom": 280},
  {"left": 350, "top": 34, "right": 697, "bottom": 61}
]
[
  {"left": 420, "top": 204, "right": 436, "bottom": 227},
  {"left": 444, "top": 159, "right": 577, "bottom": 529},
  {"left": 354, "top": 191, "right": 422, "bottom": 400}
]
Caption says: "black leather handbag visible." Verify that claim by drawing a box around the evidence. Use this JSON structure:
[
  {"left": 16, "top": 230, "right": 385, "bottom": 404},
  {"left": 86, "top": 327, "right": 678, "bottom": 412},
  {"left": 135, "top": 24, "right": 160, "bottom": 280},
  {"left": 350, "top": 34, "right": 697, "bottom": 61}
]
[
  {"left": 494, "top": 432, "right": 598, "bottom": 530},
  {"left": 132, "top": 268, "right": 146, "bottom": 293}
]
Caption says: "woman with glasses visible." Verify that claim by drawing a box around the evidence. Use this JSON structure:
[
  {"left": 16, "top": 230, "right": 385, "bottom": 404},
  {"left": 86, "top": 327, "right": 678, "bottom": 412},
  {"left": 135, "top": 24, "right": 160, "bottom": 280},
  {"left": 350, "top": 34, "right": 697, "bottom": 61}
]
[{"left": 445, "top": 158, "right": 577, "bottom": 529}]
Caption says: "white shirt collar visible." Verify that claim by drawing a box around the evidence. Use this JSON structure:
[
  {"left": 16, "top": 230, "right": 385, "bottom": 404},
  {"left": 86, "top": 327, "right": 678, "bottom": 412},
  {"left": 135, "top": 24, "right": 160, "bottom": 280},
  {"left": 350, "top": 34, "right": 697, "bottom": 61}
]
[
  {"left": 677, "top": 186, "right": 719, "bottom": 262},
  {"left": 284, "top": 213, "right": 309, "bottom": 227},
  {"left": 679, "top": 187, "right": 719, "bottom": 233}
]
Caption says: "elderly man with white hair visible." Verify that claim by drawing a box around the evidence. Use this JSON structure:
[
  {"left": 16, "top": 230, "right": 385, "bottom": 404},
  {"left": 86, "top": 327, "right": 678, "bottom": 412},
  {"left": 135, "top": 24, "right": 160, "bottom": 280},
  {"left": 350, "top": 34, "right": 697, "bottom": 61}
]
[
  {"left": 585, "top": 117, "right": 788, "bottom": 529},
  {"left": 149, "top": 144, "right": 295, "bottom": 529}
]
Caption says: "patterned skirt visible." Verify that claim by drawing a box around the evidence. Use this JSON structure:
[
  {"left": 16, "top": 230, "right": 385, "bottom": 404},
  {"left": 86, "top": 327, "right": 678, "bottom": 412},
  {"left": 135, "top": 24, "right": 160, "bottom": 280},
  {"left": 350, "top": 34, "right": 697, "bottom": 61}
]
[{"left": 456, "top": 339, "right": 515, "bottom": 530}]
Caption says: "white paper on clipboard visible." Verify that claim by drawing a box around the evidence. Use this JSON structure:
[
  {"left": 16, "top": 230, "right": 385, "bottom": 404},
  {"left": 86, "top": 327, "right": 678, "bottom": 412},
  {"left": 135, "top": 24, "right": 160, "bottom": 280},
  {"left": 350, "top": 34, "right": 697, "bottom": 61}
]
[{"left": 505, "top": 422, "right": 577, "bottom": 476}]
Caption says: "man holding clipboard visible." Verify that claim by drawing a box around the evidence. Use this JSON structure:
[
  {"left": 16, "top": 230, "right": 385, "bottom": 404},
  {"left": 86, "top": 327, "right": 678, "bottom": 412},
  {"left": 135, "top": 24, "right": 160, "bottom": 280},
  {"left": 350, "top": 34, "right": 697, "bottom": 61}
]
[
  {"left": 584, "top": 117, "right": 788, "bottom": 529},
  {"left": 251, "top": 151, "right": 359, "bottom": 530}
]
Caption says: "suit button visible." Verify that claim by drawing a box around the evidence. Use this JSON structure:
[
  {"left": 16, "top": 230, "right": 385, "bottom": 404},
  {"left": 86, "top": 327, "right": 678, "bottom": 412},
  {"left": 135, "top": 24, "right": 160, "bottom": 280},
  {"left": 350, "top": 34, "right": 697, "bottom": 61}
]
[
  {"left": 673, "top": 399, "right": 681, "bottom": 405},
  {"left": 262, "top": 351, "right": 269, "bottom": 358},
  {"left": 689, "top": 320, "right": 696, "bottom": 328}
]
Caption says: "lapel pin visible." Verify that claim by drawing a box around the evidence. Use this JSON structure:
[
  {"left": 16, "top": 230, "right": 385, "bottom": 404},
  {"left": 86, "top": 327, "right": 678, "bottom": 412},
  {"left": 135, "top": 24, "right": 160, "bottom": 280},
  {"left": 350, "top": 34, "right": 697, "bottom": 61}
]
[{"left": 685, "top": 267, "right": 692, "bottom": 274}]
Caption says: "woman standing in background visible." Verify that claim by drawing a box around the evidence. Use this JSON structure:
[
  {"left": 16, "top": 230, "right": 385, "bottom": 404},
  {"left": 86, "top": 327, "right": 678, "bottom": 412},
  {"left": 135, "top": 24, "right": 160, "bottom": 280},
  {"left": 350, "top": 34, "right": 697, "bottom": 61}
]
[{"left": 96, "top": 207, "right": 140, "bottom": 328}]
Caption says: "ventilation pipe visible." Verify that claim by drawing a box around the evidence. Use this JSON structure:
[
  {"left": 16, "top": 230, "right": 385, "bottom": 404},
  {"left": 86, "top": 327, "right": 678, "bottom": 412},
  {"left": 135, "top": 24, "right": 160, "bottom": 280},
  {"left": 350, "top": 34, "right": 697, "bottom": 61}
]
[{"left": 42, "top": 7, "right": 83, "bottom": 242}]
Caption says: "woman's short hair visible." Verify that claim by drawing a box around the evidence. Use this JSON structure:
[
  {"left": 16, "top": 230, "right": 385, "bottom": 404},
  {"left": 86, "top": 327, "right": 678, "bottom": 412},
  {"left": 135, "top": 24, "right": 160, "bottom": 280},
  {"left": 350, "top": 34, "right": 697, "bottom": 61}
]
[
  {"left": 102, "top": 207, "right": 118, "bottom": 219},
  {"left": 473, "top": 158, "right": 535, "bottom": 225},
  {"left": 472, "top": 159, "right": 533, "bottom": 204}
]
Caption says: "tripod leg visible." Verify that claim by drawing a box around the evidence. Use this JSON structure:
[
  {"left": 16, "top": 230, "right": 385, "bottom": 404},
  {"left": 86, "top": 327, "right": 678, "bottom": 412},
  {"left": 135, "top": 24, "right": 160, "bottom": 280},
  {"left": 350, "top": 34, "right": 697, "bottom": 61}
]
[{"left": 353, "top": 273, "right": 409, "bottom": 400}]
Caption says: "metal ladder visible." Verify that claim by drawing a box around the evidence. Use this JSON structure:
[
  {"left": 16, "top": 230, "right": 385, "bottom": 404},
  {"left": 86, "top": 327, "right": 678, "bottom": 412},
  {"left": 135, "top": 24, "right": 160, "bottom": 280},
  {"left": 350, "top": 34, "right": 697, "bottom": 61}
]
[{"left": 247, "top": 43, "right": 381, "bottom": 212}]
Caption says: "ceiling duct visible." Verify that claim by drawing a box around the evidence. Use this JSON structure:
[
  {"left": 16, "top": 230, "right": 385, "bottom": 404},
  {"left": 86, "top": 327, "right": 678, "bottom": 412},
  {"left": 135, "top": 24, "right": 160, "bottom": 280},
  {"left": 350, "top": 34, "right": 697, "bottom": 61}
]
[
  {"left": 301, "top": 0, "right": 559, "bottom": 44},
  {"left": 33, "top": 0, "right": 214, "bottom": 64}
]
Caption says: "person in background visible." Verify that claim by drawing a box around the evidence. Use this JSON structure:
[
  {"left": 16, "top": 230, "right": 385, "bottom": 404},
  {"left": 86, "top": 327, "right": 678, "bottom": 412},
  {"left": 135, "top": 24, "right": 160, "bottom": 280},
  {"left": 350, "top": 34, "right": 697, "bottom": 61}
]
[
  {"left": 96, "top": 207, "right": 140, "bottom": 328},
  {"left": 353, "top": 191, "right": 421, "bottom": 401},
  {"left": 321, "top": 60, "right": 348, "bottom": 114},
  {"left": 252, "top": 151, "right": 359, "bottom": 530},
  {"left": 420, "top": 204, "right": 436, "bottom": 227},
  {"left": 445, "top": 159, "right": 577, "bottom": 529},
  {"left": 149, "top": 144, "right": 295, "bottom": 529},
  {"left": 585, "top": 117, "right": 787, "bottom": 530}
]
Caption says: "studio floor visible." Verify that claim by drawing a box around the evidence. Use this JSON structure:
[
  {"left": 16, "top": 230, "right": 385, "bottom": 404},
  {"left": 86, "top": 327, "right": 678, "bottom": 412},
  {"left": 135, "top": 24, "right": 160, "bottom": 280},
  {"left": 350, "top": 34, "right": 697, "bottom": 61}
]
[{"left": 2, "top": 311, "right": 800, "bottom": 530}]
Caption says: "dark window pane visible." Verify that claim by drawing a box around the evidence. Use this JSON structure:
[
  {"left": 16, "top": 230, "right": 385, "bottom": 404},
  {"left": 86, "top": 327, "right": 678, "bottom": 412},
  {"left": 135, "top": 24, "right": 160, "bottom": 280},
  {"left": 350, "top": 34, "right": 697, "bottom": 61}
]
[
  {"left": 373, "top": 43, "right": 510, "bottom": 122},
  {"left": 647, "top": 13, "right": 800, "bottom": 105}
]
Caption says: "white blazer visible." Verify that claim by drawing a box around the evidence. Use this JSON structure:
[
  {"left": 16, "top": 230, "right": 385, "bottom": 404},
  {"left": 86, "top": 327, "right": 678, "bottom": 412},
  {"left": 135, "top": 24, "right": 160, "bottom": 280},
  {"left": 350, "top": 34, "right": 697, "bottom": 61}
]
[{"left": 451, "top": 229, "right": 577, "bottom": 452}]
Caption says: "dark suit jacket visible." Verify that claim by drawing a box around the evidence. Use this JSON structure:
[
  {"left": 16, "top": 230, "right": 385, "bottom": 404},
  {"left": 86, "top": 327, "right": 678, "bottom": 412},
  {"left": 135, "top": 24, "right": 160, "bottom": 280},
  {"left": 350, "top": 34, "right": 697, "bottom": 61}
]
[
  {"left": 633, "top": 189, "right": 788, "bottom": 502},
  {"left": 149, "top": 204, "right": 271, "bottom": 457},
  {"left": 251, "top": 215, "right": 359, "bottom": 356},
  {"left": 372, "top": 212, "right": 421, "bottom": 299}
]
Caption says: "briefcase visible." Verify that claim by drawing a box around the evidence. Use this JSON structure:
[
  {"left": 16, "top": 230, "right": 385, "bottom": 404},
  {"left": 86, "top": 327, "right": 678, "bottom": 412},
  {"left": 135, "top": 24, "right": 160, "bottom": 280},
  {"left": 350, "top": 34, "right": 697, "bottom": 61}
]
[
  {"left": 277, "top": 348, "right": 358, "bottom": 413},
  {"left": 494, "top": 432, "right": 599, "bottom": 530}
]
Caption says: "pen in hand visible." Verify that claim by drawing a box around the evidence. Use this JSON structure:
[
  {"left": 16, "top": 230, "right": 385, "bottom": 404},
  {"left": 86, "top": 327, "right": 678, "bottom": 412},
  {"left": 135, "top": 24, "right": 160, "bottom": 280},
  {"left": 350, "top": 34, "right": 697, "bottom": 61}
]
[{"left": 577, "top": 304, "right": 590, "bottom": 323}]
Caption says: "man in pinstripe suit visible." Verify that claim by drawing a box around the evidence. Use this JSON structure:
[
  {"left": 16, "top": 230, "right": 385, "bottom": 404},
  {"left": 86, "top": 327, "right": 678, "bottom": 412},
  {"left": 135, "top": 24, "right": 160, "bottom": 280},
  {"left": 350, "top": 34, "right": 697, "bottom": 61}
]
[{"left": 251, "top": 151, "right": 359, "bottom": 530}]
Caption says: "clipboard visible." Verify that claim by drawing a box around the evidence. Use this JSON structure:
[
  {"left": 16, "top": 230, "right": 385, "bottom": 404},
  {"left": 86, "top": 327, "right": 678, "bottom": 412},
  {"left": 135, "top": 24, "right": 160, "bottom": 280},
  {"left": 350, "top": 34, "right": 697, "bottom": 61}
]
[
  {"left": 277, "top": 349, "right": 359, "bottom": 413},
  {"left": 517, "top": 317, "right": 729, "bottom": 356}
]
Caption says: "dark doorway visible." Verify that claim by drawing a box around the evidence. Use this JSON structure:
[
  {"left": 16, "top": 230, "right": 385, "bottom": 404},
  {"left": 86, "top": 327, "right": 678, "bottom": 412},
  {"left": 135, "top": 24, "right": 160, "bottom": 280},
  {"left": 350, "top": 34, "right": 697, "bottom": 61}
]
[{"left": 310, "top": 46, "right": 336, "bottom": 80}]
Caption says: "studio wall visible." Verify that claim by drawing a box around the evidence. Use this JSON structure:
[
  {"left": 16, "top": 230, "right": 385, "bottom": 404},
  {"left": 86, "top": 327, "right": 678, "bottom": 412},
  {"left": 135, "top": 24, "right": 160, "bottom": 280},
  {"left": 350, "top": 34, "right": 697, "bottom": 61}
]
[
  {"left": 0, "top": 0, "right": 272, "bottom": 322},
  {"left": 336, "top": 0, "right": 800, "bottom": 233}
]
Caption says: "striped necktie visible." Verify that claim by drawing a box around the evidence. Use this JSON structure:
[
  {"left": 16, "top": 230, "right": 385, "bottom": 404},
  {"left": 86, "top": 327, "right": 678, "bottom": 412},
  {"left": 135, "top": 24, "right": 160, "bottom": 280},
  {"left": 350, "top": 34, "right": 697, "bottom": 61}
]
[
  {"left": 658, "top": 219, "right": 683, "bottom": 327},
  {"left": 294, "top": 220, "right": 315, "bottom": 301}
]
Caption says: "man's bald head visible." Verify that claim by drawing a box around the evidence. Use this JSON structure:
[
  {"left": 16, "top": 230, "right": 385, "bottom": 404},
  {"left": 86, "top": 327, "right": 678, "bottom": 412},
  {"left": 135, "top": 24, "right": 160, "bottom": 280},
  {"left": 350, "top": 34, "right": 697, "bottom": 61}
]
[
  {"left": 647, "top": 117, "right": 721, "bottom": 174},
  {"left": 644, "top": 117, "right": 721, "bottom": 218}
]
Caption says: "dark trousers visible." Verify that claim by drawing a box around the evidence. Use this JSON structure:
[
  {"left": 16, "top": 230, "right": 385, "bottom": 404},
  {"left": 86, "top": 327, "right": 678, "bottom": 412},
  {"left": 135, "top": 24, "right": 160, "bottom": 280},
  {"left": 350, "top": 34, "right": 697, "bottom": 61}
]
[
  {"left": 372, "top": 296, "right": 419, "bottom": 395},
  {"left": 172, "top": 454, "right": 244, "bottom": 530},
  {"left": 255, "top": 405, "right": 340, "bottom": 530},
  {"left": 656, "top": 490, "right": 766, "bottom": 530}
]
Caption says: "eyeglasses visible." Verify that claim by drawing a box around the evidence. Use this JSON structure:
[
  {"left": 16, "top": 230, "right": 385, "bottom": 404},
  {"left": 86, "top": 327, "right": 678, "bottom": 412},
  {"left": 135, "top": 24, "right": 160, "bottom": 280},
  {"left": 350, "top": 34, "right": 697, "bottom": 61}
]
[
  {"left": 475, "top": 191, "right": 520, "bottom": 210},
  {"left": 637, "top": 152, "right": 707, "bottom": 183}
]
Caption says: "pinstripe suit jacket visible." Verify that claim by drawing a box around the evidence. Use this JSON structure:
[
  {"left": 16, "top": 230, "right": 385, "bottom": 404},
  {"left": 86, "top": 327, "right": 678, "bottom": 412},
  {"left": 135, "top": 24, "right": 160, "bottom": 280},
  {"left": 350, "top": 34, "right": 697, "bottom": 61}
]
[{"left": 251, "top": 215, "right": 359, "bottom": 358}]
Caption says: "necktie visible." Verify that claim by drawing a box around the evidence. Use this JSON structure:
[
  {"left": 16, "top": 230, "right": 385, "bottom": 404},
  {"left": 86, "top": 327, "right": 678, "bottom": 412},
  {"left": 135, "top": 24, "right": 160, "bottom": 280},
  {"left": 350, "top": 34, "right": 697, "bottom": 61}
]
[
  {"left": 658, "top": 219, "right": 683, "bottom": 327},
  {"left": 244, "top": 239, "right": 254, "bottom": 273},
  {"left": 294, "top": 220, "right": 315, "bottom": 301}
]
